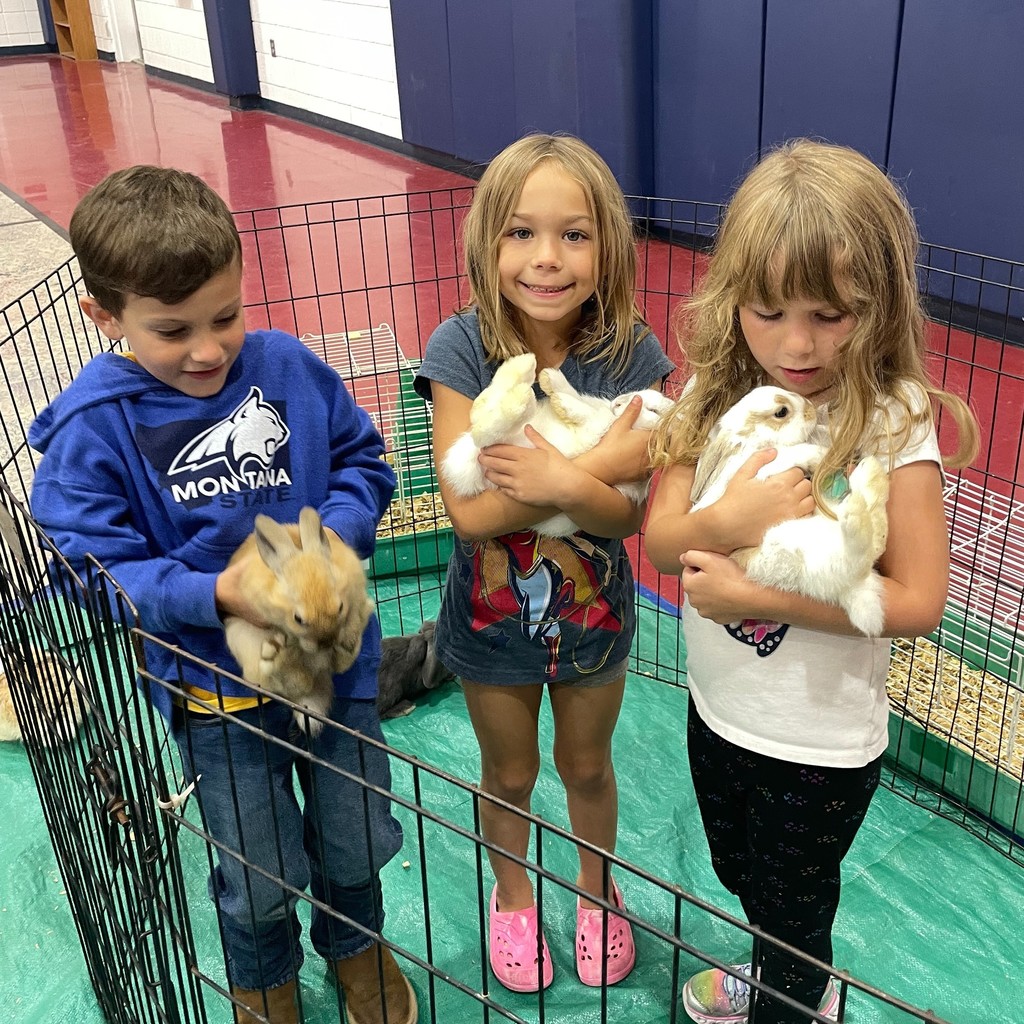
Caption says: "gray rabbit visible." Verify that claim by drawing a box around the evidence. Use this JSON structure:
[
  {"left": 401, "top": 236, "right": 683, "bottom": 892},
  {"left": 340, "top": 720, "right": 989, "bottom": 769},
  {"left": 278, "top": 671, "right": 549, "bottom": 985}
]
[{"left": 375, "top": 620, "right": 456, "bottom": 719}]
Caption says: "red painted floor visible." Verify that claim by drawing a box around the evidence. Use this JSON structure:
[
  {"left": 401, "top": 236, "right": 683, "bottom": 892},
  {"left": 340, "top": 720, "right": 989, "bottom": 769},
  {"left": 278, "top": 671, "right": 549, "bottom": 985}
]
[{"left": 0, "top": 56, "right": 473, "bottom": 228}]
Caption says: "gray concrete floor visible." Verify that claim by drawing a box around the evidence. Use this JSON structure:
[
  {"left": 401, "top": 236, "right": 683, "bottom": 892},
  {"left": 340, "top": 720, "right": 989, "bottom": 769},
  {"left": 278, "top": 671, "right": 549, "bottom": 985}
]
[{"left": 0, "top": 192, "right": 72, "bottom": 311}]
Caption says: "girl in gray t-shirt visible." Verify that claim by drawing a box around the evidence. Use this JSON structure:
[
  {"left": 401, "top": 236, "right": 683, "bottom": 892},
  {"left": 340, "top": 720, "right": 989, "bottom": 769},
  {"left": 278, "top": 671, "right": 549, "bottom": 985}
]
[{"left": 414, "top": 134, "right": 673, "bottom": 995}]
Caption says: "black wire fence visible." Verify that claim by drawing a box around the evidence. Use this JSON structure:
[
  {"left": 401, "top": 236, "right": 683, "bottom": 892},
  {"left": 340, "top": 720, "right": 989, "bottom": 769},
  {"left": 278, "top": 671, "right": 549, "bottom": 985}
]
[{"left": 2, "top": 189, "right": 1022, "bottom": 1023}]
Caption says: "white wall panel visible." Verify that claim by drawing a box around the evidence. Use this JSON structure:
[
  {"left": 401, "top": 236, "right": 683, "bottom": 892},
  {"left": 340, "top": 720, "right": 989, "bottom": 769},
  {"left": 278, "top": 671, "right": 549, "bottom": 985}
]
[
  {"left": 0, "top": 0, "right": 45, "bottom": 46},
  {"left": 136, "top": 0, "right": 213, "bottom": 82},
  {"left": 3, "top": 0, "right": 398, "bottom": 141},
  {"left": 251, "top": 0, "right": 401, "bottom": 139}
]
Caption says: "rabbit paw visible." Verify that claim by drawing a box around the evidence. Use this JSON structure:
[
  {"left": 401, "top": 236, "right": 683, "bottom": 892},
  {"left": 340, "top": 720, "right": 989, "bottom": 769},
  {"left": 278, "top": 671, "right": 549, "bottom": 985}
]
[
  {"left": 844, "top": 457, "right": 890, "bottom": 557},
  {"left": 539, "top": 368, "right": 595, "bottom": 427},
  {"left": 469, "top": 354, "right": 538, "bottom": 446},
  {"left": 470, "top": 382, "right": 535, "bottom": 447},
  {"left": 258, "top": 631, "right": 287, "bottom": 673},
  {"left": 537, "top": 366, "right": 566, "bottom": 395},
  {"left": 492, "top": 353, "right": 537, "bottom": 389},
  {"left": 332, "top": 638, "right": 362, "bottom": 675},
  {"left": 332, "top": 596, "right": 372, "bottom": 674},
  {"left": 849, "top": 456, "right": 889, "bottom": 507}
]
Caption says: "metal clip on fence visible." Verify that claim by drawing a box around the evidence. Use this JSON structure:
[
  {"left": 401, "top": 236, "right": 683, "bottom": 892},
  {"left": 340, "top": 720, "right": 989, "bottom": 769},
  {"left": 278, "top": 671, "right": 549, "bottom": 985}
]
[{"left": 87, "top": 744, "right": 158, "bottom": 874}]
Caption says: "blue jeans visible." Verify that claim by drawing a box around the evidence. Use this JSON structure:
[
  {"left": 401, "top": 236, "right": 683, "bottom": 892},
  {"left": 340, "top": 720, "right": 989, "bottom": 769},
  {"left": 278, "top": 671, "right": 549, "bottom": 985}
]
[{"left": 172, "top": 698, "right": 404, "bottom": 991}]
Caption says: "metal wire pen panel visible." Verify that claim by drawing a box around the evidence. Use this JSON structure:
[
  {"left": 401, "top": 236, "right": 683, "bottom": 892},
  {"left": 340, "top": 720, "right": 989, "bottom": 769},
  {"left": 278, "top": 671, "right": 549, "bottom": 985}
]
[
  {"left": 2, "top": 188, "right": 1022, "bottom": 1024},
  {"left": 0, "top": 480, "right": 963, "bottom": 1024}
]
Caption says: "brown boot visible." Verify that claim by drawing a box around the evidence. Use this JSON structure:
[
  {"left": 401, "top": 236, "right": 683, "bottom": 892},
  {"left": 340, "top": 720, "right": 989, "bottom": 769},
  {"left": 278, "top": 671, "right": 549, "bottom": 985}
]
[
  {"left": 230, "top": 979, "right": 299, "bottom": 1024},
  {"left": 334, "top": 943, "right": 417, "bottom": 1024}
]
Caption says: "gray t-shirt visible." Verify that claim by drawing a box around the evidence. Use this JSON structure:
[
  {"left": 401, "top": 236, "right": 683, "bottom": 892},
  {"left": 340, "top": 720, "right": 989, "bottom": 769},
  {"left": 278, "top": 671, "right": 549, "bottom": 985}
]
[{"left": 414, "top": 309, "right": 674, "bottom": 685}]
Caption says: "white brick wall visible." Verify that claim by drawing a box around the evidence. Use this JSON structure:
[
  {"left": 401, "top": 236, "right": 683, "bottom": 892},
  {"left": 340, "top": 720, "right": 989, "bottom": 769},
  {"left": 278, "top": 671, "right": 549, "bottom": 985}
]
[
  {"left": 135, "top": 0, "right": 213, "bottom": 83},
  {"left": 2, "top": 0, "right": 400, "bottom": 141},
  {"left": 90, "top": 0, "right": 115, "bottom": 54},
  {"left": 0, "top": 0, "right": 46, "bottom": 47},
  {"left": 251, "top": 0, "right": 402, "bottom": 139}
]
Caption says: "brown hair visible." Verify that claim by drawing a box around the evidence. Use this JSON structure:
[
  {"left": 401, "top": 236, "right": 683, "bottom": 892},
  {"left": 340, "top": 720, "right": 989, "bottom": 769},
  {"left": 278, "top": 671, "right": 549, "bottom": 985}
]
[
  {"left": 462, "top": 133, "right": 647, "bottom": 376},
  {"left": 651, "top": 139, "right": 979, "bottom": 496},
  {"left": 69, "top": 165, "right": 242, "bottom": 316}
]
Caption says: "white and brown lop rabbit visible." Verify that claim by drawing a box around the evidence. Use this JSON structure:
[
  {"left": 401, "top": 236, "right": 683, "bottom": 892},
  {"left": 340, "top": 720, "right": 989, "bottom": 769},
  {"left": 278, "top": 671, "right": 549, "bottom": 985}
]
[
  {"left": 442, "top": 352, "right": 673, "bottom": 537},
  {"left": 690, "top": 386, "right": 890, "bottom": 636},
  {"left": 223, "top": 507, "right": 375, "bottom": 735}
]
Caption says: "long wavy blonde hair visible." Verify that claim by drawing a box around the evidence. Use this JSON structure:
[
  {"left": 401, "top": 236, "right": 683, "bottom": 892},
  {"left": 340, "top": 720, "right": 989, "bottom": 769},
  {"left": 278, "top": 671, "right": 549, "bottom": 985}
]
[
  {"left": 650, "top": 139, "right": 979, "bottom": 502},
  {"left": 462, "top": 133, "right": 648, "bottom": 377}
]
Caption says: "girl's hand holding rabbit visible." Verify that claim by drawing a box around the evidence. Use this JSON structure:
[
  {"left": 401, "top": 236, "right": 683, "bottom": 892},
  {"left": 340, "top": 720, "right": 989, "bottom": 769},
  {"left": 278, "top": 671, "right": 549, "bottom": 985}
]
[
  {"left": 647, "top": 448, "right": 814, "bottom": 566},
  {"left": 680, "top": 548, "right": 753, "bottom": 624},
  {"left": 479, "top": 396, "right": 647, "bottom": 506},
  {"left": 710, "top": 449, "right": 816, "bottom": 552},
  {"left": 479, "top": 421, "right": 644, "bottom": 539},
  {"left": 580, "top": 395, "right": 653, "bottom": 486},
  {"left": 478, "top": 423, "right": 583, "bottom": 508}
]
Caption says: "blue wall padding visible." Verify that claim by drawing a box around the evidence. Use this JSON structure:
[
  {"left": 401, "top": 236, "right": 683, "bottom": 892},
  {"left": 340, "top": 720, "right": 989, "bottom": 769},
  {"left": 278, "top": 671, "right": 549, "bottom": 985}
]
[
  {"left": 575, "top": 0, "right": 654, "bottom": 197},
  {"left": 202, "top": 0, "right": 259, "bottom": 101},
  {"left": 652, "top": 0, "right": 764, "bottom": 206},
  {"left": 391, "top": 0, "right": 457, "bottom": 159},
  {"left": 760, "top": 0, "right": 900, "bottom": 168},
  {"left": 390, "top": 0, "right": 1022, "bottom": 265},
  {"left": 888, "top": 0, "right": 1024, "bottom": 263},
  {"left": 393, "top": 0, "right": 655, "bottom": 187},
  {"left": 446, "top": 0, "right": 518, "bottom": 166},
  {"left": 510, "top": 0, "right": 579, "bottom": 139}
]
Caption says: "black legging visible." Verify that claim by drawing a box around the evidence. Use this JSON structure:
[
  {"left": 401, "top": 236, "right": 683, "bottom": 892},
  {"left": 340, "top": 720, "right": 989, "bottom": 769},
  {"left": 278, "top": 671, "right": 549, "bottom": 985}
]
[{"left": 687, "top": 696, "right": 881, "bottom": 1023}]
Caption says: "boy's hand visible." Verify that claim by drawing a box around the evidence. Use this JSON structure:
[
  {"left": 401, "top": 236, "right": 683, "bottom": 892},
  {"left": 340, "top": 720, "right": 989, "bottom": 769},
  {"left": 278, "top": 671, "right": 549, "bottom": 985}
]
[{"left": 215, "top": 554, "right": 273, "bottom": 627}]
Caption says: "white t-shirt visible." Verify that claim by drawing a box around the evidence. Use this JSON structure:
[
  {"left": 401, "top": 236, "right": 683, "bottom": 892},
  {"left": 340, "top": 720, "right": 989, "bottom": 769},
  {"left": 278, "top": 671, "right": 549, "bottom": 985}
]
[{"left": 683, "top": 382, "right": 942, "bottom": 768}]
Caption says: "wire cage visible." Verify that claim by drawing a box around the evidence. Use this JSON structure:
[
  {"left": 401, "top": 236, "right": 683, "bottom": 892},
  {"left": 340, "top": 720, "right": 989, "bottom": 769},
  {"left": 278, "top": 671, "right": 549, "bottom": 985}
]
[{"left": 1, "top": 187, "right": 1023, "bottom": 1024}]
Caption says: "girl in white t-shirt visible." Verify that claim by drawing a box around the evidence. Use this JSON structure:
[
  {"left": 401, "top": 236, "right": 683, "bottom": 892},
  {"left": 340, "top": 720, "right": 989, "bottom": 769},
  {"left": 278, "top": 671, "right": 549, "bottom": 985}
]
[{"left": 645, "top": 139, "right": 979, "bottom": 1024}]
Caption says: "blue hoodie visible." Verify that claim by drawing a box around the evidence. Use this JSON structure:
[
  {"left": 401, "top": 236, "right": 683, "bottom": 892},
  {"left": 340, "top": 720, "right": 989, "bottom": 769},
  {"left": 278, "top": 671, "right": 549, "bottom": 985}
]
[{"left": 28, "top": 329, "right": 396, "bottom": 720}]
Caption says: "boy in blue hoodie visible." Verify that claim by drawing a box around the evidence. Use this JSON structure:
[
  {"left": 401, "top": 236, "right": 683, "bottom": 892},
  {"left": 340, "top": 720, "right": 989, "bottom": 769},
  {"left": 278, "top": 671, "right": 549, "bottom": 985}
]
[{"left": 28, "top": 166, "right": 418, "bottom": 1024}]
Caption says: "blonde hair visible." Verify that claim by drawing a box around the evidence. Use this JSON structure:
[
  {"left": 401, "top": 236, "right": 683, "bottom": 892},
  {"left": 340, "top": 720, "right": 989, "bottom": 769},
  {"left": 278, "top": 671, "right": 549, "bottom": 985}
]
[
  {"left": 462, "top": 133, "right": 647, "bottom": 376},
  {"left": 651, "top": 139, "right": 979, "bottom": 501}
]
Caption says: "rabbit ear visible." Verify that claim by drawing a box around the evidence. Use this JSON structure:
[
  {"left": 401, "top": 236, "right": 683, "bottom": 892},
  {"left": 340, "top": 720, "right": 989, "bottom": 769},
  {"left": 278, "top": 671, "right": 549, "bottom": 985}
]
[
  {"left": 691, "top": 434, "right": 741, "bottom": 507},
  {"left": 298, "top": 506, "right": 329, "bottom": 555},
  {"left": 420, "top": 645, "right": 448, "bottom": 689},
  {"left": 253, "top": 515, "right": 299, "bottom": 573},
  {"left": 417, "top": 621, "right": 450, "bottom": 689}
]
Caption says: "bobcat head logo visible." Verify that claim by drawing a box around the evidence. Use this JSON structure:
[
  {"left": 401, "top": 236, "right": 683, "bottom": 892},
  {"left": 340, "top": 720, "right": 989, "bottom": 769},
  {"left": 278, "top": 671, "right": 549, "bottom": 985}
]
[{"left": 168, "top": 387, "right": 290, "bottom": 481}]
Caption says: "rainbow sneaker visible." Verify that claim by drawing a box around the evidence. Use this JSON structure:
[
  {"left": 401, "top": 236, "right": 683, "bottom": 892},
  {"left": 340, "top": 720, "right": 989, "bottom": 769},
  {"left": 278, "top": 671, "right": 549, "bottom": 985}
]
[{"left": 682, "top": 963, "right": 839, "bottom": 1023}]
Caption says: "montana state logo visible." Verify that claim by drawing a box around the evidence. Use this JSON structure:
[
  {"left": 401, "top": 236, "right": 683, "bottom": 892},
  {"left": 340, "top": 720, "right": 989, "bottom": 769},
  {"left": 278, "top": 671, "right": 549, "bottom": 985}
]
[{"left": 168, "top": 387, "right": 290, "bottom": 485}]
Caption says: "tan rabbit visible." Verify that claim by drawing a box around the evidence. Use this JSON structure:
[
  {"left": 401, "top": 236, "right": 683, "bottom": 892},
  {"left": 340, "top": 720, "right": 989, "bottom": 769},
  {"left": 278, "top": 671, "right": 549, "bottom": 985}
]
[
  {"left": 223, "top": 506, "right": 375, "bottom": 735},
  {"left": 0, "top": 646, "right": 85, "bottom": 747}
]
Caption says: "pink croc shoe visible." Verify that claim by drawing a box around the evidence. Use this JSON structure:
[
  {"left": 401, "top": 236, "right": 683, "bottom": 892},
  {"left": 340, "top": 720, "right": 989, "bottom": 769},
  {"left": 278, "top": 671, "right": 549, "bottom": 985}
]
[
  {"left": 575, "top": 879, "right": 636, "bottom": 986},
  {"left": 488, "top": 886, "right": 554, "bottom": 993}
]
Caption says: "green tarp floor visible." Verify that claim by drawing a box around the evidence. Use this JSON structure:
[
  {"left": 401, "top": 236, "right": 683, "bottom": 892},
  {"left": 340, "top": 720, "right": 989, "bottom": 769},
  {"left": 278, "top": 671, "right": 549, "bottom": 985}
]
[{"left": 2, "top": 585, "right": 1022, "bottom": 1023}]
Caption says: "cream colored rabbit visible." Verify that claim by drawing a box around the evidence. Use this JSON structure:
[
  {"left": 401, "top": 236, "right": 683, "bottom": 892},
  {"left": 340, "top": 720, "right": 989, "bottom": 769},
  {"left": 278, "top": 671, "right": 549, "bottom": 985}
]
[
  {"left": 223, "top": 506, "right": 375, "bottom": 735},
  {"left": 691, "top": 386, "right": 890, "bottom": 636},
  {"left": 0, "top": 646, "right": 85, "bottom": 747},
  {"left": 442, "top": 352, "right": 672, "bottom": 536}
]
